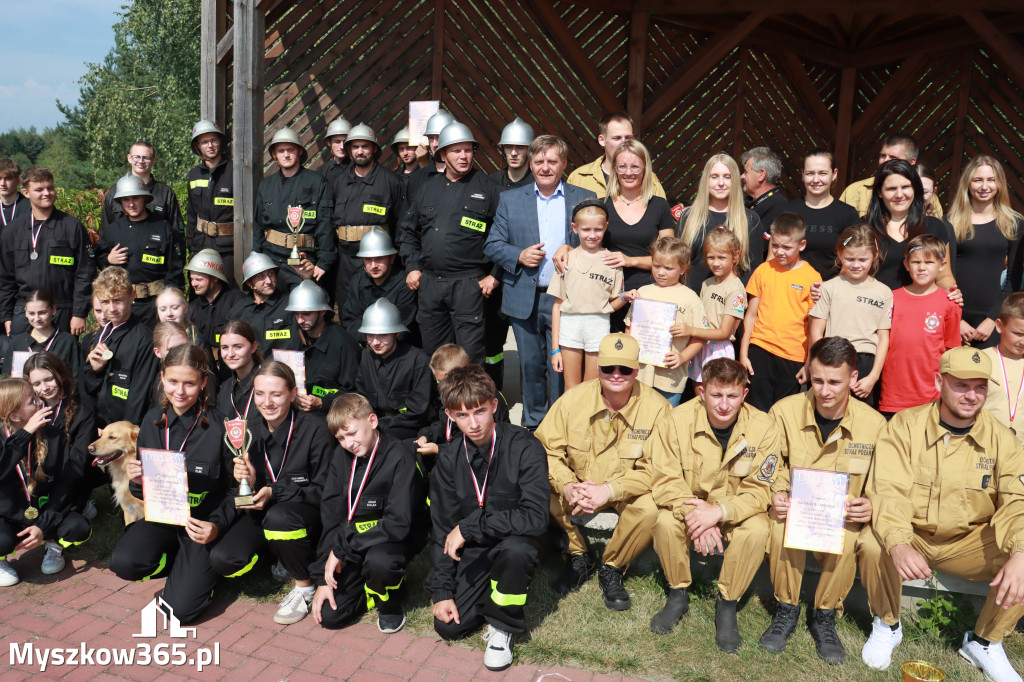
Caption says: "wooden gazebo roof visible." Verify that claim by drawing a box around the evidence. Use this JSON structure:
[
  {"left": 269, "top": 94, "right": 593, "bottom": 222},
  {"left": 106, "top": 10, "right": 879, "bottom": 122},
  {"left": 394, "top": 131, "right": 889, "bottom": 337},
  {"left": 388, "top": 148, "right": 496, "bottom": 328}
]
[{"left": 202, "top": 0, "right": 1024, "bottom": 280}]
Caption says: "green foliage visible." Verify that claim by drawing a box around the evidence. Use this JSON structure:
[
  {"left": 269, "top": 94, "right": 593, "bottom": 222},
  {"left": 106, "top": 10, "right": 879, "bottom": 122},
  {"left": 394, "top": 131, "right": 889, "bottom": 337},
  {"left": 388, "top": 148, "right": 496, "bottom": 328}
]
[
  {"left": 906, "top": 578, "right": 977, "bottom": 646},
  {"left": 55, "top": 187, "right": 105, "bottom": 232}
]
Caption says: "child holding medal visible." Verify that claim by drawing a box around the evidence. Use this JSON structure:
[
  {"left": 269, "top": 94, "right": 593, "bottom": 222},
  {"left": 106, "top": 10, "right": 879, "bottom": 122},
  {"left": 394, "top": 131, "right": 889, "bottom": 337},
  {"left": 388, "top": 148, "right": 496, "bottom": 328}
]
[{"left": 983, "top": 292, "right": 1024, "bottom": 444}]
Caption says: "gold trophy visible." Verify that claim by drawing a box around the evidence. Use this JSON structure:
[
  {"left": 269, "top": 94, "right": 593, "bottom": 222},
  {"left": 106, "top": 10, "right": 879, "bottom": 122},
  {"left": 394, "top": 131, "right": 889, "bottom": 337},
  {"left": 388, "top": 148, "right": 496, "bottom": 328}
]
[
  {"left": 225, "top": 418, "right": 254, "bottom": 506},
  {"left": 285, "top": 205, "right": 305, "bottom": 266}
]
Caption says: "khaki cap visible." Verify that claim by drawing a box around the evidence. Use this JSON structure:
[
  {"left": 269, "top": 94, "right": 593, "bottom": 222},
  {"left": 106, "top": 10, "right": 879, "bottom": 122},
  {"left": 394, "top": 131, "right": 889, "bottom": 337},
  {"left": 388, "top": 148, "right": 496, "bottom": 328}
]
[
  {"left": 939, "top": 346, "right": 999, "bottom": 384},
  {"left": 597, "top": 333, "right": 640, "bottom": 370}
]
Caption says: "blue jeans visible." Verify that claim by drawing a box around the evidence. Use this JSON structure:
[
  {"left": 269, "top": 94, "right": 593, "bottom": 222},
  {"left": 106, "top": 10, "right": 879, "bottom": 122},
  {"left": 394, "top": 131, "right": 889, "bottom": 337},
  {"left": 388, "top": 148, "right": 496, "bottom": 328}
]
[
  {"left": 510, "top": 291, "right": 563, "bottom": 428},
  {"left": 655, "top": 387, "right": 682, "bottom": 407}
]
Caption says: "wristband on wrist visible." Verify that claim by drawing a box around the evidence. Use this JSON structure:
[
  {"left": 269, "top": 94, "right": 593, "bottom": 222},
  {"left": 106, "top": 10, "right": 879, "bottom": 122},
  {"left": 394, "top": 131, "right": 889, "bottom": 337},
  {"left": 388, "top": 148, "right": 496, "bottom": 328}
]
[
  {"left": 551, "top": 349, "right": 561, "bottom": 355},
  {"left": 620, "top": 292, "right": 628, "bottom": 302}
]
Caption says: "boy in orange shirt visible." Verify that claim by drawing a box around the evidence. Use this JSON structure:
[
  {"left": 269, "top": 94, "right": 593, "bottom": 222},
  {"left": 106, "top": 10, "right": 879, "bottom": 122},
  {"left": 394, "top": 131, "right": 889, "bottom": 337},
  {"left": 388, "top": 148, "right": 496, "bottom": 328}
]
[{"left": 739, "top": 212, "right": 820, "bottom": 410}]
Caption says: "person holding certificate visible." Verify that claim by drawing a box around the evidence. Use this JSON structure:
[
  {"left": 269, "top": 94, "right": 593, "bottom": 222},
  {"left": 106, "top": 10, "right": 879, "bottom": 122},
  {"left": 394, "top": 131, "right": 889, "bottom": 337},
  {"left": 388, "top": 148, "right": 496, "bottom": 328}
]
[
  {"left": 109, "top": 345, "right": 236, "bottom": 625},
  {"left": 761, "top": 337, "right": 885, "bottom": 664},
  {"left": 858, "top": 346, "right": 1024, "bottom": 682},
  {"left": 647, "top": 358, "right": 779, "bottom": 653}
]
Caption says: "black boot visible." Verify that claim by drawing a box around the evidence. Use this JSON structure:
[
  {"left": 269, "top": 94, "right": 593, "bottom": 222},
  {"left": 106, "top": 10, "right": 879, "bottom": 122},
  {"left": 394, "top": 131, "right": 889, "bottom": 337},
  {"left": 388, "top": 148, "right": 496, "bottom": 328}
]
[
  {"left": 715, "top": 596, "right": 742, "bottom": 653},
  {"left": 597, "top": 564, "right": 631, "bottom": 611},
  {"left": 650, "top": 588, "right": 689, "bottom": 634},
  {"left": 759, "top": 601, "right": 801, "bottom": 653},
  {"left": 552, "top": 552, "right": 596, "bottom": 596},
  {"left": 808, "top": 608, "right": 846, "bottom": 664}
]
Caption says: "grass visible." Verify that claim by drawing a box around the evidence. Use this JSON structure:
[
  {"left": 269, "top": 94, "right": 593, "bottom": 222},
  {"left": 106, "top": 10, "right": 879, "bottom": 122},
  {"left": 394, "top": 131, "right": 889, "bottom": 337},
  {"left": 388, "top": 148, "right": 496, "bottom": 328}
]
[{"left": 70, "top": 491, "right": 1023, "bottom": 681}]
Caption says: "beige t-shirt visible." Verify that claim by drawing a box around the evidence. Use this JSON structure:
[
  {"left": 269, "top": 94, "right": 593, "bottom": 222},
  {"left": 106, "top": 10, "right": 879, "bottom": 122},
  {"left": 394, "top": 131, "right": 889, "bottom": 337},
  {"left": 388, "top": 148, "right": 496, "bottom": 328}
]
[
  {"left": 699, "top": 276, "right": 746, "bottom": 342},
  {"left": 625, "top": 283, "right": 706, "bottom": 393},
  {"left": 983, "top": 346, "right": 1024, "bottom": 446},
  {"left": 546, "top": 250, "right": 623, "bottom": 315},
  {"left": 809, "top": 275, "right": 893, "bottom": 353}
]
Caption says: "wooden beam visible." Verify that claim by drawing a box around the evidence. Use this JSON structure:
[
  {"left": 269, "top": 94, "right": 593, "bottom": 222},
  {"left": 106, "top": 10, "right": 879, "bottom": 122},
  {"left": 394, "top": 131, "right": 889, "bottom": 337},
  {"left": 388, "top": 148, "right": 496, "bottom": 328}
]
[
  {"left": 216, "top": 25, "right": 233, "bottom": 64},
  {"left": 627, "top": 10, "right": 648, "bottom": 130},
  {"left": 232, "top": 0, "right": 263, "bottom": 284},
  {"left": 432, "top": 0, "right": 444, "bottom": 100},
  {"left": 731, "top": 48, "right": 747, "bottom": 161},
  {"left": 834, "top": 67, "right": 856, "bottom": 192},
  {"left": 564, "top": 0, "right": 1023, "bottom": 13},
  {"left": 200, "top": 0, "right": 219, "bottom": 121},
  {"left": 642, "top": 11, "right": 767, "bottom": 130},
  {"left": 850, "top": 54, "right": 927, "bottom": 141},
  {"left": 778, "top": 52, "right": 837, "bottom": 139},
  {"left": 522, "top": 0, "right": 622, "bottom": 114},
  {"left": 962, "top": 10, "right": 1024, "bottom": 86},
  {"left": 950, "top": 51, "right": 973, "bottom": 196}
]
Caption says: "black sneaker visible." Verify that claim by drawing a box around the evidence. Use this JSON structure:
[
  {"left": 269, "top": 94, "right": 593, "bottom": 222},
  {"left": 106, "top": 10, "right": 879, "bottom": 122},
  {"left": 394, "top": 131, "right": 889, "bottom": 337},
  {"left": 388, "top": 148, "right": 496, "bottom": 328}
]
[
  {"left": 378, "top": 608, "right": 406, "bottom": 634},
  {"left": 552, "top": 553, "right": 596, "bottom": 595},
  {"left": 650, "top": 588, "right": 689, "bottom": 634},
  {"left": 808, "top": 608, "right": 845, "bottom": 664},
  {"left": 597, "top": 564, "right": 630, "bottom": 611},
  {"left": 759, "top": 601, "right": 800, "bottom": 653},
  {"left": 715, "top": 596, "right": 742, "bottom": 653}
]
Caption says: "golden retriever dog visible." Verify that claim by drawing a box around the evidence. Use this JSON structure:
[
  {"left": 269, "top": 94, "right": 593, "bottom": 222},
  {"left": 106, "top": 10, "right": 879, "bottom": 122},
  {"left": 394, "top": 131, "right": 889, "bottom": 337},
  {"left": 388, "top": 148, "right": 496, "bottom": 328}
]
[{"left": 88, "top": 421, "right": 144, "bottom": 525}]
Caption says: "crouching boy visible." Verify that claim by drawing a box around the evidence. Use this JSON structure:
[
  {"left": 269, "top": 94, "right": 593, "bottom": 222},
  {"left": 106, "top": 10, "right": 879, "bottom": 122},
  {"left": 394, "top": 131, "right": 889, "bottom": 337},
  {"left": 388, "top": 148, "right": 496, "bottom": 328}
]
[
  {"left": 311, "top": 393, "right": 428, "bottom": 633},
  {"left": 426, "top": 365, "right": 549, "bottom": 671}
]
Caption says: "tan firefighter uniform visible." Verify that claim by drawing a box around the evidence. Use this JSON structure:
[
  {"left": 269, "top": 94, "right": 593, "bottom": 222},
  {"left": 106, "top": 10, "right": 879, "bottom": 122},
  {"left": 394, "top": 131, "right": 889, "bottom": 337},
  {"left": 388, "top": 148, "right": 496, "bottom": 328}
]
[
  {"left": 767, "top": 391, "right": 885, "bottom": 613},
  {"left": 537, "top": 378, "right": 671, "bottom": 569},
  {"left": 649, "top": 397, "right": 780, "bottom": 601},
  {"left": 860, "top": 400, "right": 1024, "bottom": 641}
]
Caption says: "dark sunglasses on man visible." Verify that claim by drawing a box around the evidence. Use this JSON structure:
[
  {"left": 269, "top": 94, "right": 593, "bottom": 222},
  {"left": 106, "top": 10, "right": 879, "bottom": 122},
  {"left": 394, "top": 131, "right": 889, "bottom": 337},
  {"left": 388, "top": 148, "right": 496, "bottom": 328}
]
[{"left": 599, "top": 365, "right": 635, "bottom": 376}]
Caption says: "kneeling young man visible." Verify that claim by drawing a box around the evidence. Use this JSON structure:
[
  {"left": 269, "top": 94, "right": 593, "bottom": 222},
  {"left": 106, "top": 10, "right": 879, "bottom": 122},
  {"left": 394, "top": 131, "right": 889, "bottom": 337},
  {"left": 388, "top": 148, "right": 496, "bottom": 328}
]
[
  {"left": 859, "top": 347, "right": 1024, "bottom": 682},
  {"left": 648, "top": 358, "right": 780, "bottom": 652},
  {"left": 311, "top": 393, "right": 427, "bottom": 633},
  {"left": 762, "top": 337, "right": 885, "bottom": 663},
  {"left": 426, "top": 364, "right": 549, "bottom": 671}
]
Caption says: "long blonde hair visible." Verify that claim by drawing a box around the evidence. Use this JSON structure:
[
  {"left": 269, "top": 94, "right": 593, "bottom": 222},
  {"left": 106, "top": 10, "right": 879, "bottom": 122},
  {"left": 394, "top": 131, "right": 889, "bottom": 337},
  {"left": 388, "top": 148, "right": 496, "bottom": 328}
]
[
  {"left": 947, "top": 156, "right": 1023, "bottom": 242},
  {"left": 678, "top": 154, "right": 750, "bottom": 270},
  {"left": 0, "top": 377, "right": 47, "bottom": 483},
  {"left": 605, "top": 139, "right": 654, "bottom": 205}
]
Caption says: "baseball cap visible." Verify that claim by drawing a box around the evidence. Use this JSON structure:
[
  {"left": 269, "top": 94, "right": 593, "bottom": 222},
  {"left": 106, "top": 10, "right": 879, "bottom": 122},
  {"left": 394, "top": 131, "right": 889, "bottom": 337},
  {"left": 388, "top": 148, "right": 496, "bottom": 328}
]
[
  {"left": 939, "top": 346, "right": 999, "bottom": 384},
  {"left": 597, "top": 333, "right": 640, "bottom": 370}
]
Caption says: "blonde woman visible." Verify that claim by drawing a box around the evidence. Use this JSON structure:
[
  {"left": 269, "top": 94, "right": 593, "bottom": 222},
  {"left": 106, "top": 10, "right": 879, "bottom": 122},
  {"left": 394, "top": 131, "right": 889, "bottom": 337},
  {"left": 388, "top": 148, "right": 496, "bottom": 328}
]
[
  {"left": 677, "top": 154, "right": 763, "bottom": 288},
  {"left": 947, "top": 156, "right": 1024, "bottom": 347}
]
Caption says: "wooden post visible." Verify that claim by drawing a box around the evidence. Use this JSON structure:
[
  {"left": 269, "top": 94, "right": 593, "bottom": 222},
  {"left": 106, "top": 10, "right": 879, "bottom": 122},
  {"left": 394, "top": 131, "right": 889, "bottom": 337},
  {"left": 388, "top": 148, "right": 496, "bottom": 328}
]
[
  {"left": 834, "top": 67, "right": 856, "bottom": 192},
  {"left": 950, "top": 51, "right": 973, "bottom": 198},
  {"left": 627, "top": 11, "right": 648, "bottom": 130},
  {"left": 432, "top": 0, "right": 445, "bottom": 101},
  {"left": 200, "top": 0, "right": 219, "bottom": 122},
  {"left": 731, "top": 49, "right": 748, "bottom": 161},
  {"left": 232, "top": 0, "right": 264, "bottom": 284}
]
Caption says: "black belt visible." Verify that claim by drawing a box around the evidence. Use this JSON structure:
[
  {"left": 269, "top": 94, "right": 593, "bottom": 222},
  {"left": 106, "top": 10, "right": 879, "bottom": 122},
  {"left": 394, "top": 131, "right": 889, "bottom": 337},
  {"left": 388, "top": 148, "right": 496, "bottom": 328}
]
[{"left": 422, "top": 268, "right": 485, "bottom": 280}]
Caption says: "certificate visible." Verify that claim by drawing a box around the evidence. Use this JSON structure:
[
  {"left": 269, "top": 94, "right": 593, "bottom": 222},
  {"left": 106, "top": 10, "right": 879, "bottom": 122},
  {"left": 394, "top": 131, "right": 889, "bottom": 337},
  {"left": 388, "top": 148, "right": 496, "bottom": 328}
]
[
  {"left": 629, "top": 298, "right": 677, "bottom": 368},
  {"left": 272, "top": 349, "right": 307, "bottom": 395},
  {"left": 783, "top": 467, "right": 850, "bottom": 555},
  {"left": 409, "top": 100, "right": 440, "bottom": 147},
  {"left": 140, "top": 448, "right": 189, "bottom": 526},
  {"left": 9, "top": 351, "right": 32, "bottom": 378}
]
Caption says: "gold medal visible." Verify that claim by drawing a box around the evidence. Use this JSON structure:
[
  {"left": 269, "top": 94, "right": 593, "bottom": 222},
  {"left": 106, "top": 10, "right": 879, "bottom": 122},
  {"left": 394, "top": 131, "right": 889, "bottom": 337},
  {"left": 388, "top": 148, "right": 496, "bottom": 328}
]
[
  {"left": 102, "top": 349, "right": 114, "bottom": 361},
  {"left": 24, "top": 507, "right": 38, "bottom": 520}
]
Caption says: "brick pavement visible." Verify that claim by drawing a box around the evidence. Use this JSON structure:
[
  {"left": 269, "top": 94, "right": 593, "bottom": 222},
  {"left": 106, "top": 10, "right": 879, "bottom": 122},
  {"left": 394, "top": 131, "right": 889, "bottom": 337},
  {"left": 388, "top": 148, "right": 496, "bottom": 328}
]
[{"left": 0, "top": 553, "right": 648, "bottom": 682}]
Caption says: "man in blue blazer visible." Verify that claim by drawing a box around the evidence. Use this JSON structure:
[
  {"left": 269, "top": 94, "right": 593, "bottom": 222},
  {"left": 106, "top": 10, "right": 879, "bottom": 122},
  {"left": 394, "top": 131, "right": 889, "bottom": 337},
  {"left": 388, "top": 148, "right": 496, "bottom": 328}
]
[{"left": 485, "top": 136, "right": 596, "bottom": 430}]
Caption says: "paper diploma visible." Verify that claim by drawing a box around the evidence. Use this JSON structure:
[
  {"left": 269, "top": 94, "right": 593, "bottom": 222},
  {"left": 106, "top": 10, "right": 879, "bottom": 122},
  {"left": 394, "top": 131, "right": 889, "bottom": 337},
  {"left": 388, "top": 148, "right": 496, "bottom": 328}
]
[
  {"left": 140, "top": 448, "right": 189, "bottom": 526},
  {"left": 629, "top": 298, "right": 677, "bottom": 368},
  {"left": 409, "top": 100, "right": 440, "bottom": 147},
  {"left": 272, "top": 349, "right": 307, "bottom": 395},
  {"left": 783, "top": 467, "right": 850, "bottom": 555},
  {"left": 10, "top": 351, "right": 32, "bottom": 378}
]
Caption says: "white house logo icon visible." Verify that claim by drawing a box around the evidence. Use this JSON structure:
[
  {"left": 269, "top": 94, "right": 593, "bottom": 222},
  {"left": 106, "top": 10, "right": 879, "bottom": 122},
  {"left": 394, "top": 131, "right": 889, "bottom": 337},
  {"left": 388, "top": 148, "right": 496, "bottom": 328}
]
[{"left": 133, "top": 597, "right": 197, "bottom": 638}]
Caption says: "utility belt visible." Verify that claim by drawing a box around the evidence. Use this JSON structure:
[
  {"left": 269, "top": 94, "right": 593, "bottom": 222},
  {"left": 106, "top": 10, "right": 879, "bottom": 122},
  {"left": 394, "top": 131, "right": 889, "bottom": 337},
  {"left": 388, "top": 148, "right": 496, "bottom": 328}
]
[
  {"left": 133, "top": 279, "right": 165, "bottom": 299},
  {"left": 197, "top": 218, "right": 234, "bottom": 237},
  {"left": 335, "top": 224, "right": 375, "bottom": 242},
  {"left": 265, "top": 230, "right": 316, "bottom": 249},
  {"left": 422, "top": 267, "right": 486, "bottom": 281}
]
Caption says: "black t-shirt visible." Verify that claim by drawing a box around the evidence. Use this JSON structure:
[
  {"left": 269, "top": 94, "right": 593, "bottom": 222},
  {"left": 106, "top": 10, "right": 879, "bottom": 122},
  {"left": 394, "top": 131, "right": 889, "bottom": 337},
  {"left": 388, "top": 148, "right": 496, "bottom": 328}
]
[
  {"left": 678, "top": 207, "right": 765, "bottom": 289},
  {"left": 814, "top": 410, "right": 843, "bottom": 443},
  {"left": 875, "top": 217, "right": 956, "bottom": 290},
  {"left": 784, "top": 198, "right": 860, "bottom": 280},
  {"left": 939, "top": 418, "right": 972, "bottom": 437},
  {"left": 955, "top": 219, "right": 1022, "bottom": 325},
  {"left": 711, "top": 422, "right": 736, "bottom": 453},
  {"left": 604, "top": 196, "right": 675, "bottom": 290}
]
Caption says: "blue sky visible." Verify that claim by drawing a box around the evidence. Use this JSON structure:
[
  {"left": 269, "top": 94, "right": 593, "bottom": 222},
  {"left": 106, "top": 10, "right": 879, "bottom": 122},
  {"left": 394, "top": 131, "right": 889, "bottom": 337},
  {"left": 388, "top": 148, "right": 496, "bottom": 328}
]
[{"left": 0, "top": 0, "right": 123, "bottom": 131}]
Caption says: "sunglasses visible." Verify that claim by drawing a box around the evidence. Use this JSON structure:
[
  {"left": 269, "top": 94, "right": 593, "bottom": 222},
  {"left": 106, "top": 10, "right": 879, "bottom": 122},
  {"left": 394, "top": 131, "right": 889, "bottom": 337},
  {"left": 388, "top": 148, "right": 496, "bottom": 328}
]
[{"left": 599, "top": 365, "right": 636, "bottom": 376}]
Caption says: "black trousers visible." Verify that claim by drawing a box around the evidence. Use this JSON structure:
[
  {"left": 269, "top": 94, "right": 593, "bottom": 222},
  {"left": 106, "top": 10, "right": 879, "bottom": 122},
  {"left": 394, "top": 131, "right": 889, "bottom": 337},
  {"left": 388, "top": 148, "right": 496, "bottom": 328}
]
[
  {"left": 332, "top": 241, "right": 362, "bottom": 312},
  {"left": 0, "top": 512, "right": 91, "bottom": 555},
  {"left": 209, "top": 502, "right": 319, "bottom": 581},
  {"left": 109, "top": 520, "right": 220, "bottom": 624},
  {"left": 318, "top": 541, "right": 414, "bottom": 629},
  {"left": 854, "top": 352, "right": 879, "bottom": 409},
  {"left": 746, "top": 343, "right": 804, "bottom": 412},
  {"left": 433, "top": 535, "right": 541, "bottom": 639},
  {"left": 417, "top": 273, "right": 486, "bottom": 364},
  {"left": 132, "top": 298, "right": 158, "bottom": 328},
  {"left": 483, "top": 288, "right": 508, "bottom": 391}
]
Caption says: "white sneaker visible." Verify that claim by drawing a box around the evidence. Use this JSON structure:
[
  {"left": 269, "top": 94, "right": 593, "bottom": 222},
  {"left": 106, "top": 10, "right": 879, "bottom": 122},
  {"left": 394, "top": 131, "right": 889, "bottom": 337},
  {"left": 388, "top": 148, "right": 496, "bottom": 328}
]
[
  {"left": 40, "top": 542, "right": 65, "bottom": 575},
  {"left": 82, "top": 500, "right": 98, "bottom": 522},
  {"left": 273, "top": 586, "right": 313, "bottom": 625},
  {"left": 959, "top": 632, "right": 1024, "bottom": 682},
  {"left": 0, "top": 559, "right": 18, "bottom": 587},
  {"left": 861, "top": 616, "right": 902, "bottom": 670},
  {"left": 483, "top": 624, "right": 513, "bottom": 671}
]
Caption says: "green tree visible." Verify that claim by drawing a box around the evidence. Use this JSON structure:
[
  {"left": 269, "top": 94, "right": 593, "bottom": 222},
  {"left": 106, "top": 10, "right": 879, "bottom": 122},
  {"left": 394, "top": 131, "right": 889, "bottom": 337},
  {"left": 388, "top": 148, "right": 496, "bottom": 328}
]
[{"left": 58, "top": 0, "right": 200, "bottom": 189}]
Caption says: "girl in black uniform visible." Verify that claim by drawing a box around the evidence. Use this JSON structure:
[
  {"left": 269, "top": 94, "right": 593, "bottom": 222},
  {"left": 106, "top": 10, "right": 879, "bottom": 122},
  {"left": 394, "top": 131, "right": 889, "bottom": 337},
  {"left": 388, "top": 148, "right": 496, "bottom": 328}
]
[
  {"left": 7, "top": 290, "right": 82, "bottom": 378},
  {"left": 0, "top": 377, "right": 59, "bottom": 585},
  {"left": 108, "top": 344, "right": 236, "bottom": 624},
  {"left": 209, "top": 361, "right": 332, "bottom": 625},
  {"left": 217, "top": 320, "right": 263, "bottom": 428},
  {"left": 23, "top": 353, "right": 93, "bottom": 575}
]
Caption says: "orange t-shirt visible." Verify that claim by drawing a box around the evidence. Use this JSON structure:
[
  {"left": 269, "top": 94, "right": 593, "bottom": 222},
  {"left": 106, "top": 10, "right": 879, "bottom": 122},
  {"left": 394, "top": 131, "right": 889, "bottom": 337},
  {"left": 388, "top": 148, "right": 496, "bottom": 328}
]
[{"left": 746, "top": 259, "right": 821, "bottom": 362}]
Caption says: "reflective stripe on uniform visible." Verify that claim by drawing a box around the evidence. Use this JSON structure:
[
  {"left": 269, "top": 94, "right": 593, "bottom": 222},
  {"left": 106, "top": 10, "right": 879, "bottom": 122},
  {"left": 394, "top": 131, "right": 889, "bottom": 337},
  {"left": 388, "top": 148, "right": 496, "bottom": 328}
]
[
  {"left": 188, "top": 491, "right": 208, "bottom": 507},
  {"left": 364, "top": 577, "right": 403, "bottom": 610},
  {"left": 190, "top": 179, "right": 210, "bottom": 189},
  {"left": 490, "top": 579, "right": 527, "bottom": 606},
  {"left": 226, "top": 553, "right": 259, "bottom": 578},
  {"left": 263, "top": 528, "right": 307, "bottom": 541},
  {"left": 141, "top": 553, "right": 167, "bottom": 581},
  {"left": 58, "top": 528, "right": 92, "bottom": 549},
  {"left": 354, "top": 520, "right": 377, "bottom": 534},
  {"left": 485, "top": 352, "right": 503, "bottom": 365}
]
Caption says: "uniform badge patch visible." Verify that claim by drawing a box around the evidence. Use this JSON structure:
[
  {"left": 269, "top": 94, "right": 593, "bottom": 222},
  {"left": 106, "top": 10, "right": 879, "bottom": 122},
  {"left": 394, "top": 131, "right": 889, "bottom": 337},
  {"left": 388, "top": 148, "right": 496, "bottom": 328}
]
[
  {"left": 972, "top": 351, "right": 981, "bottom": 363},
  {"left": 614, "top": 339, "right": 623, "bottom": 350},
  {"left": 757, "top": 453, "right": 778, "bottom": 482}
]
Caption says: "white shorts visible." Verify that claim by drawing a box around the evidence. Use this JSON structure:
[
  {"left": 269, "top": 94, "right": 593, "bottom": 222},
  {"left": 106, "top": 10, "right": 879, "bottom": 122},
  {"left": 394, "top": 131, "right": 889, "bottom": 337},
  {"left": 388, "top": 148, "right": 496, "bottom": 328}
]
[
  {"left": 687, "top": 338, "right": 736, "bottom": 381},
  {"left": 559, "top": 312, "right": 610, "bottom": 353}
]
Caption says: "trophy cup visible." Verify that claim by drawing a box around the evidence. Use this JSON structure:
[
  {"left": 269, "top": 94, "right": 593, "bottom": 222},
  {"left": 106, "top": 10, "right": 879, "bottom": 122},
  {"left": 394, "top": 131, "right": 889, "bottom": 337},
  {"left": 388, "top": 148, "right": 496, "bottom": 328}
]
[
  {"left": 285, "top": 206, "right": 305, "bottom": 266},
  {"left": 225, "top": 418, "right": 254, "bottom": 506}
]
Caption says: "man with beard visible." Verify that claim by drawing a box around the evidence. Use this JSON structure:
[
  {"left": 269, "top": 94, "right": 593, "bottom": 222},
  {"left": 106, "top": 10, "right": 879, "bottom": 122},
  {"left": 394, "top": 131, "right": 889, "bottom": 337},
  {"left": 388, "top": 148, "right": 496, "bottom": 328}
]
[
  {"left": 399, "top": 109, "right": 454, "bottom": 218},
  {"left": 185, "top": 120, "right": 235, "bottom": 283},
  {"left": 228, "top": 251, "right": 296, "bottom": 354},
  {"left": 858, "top": 346, "right": 1024, "bottom": 682},
  {"left": 328, "top": 124, "right": 403, "bottom": 311}
]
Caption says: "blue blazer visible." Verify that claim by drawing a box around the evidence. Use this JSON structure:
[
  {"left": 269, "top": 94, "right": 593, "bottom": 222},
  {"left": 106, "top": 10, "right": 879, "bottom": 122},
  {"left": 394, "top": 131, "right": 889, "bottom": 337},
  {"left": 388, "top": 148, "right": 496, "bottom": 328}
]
[{"left": 484, "top": 183, "right": 596, "bottom": 320}]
